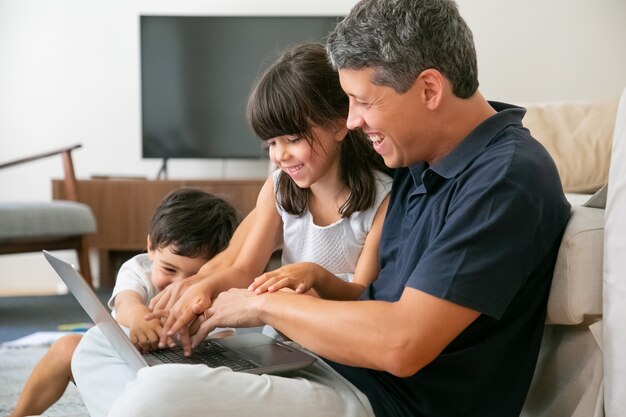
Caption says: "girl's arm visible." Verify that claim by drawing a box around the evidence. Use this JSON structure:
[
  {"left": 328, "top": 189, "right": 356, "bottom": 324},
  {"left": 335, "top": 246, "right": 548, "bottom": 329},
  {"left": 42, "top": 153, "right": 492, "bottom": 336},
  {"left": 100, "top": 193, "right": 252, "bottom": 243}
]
[
  {"left": 349, "top": 194, "right": 390, "bottom": 288},
  {"left": 201, "top": 178, "right": 284, "bottom": 294},
  {"left": 250, "top": 195, "right": 390, "bottom": 300},
  {"left": 148, "top": 209, "right": 256, "bottom": 312}
]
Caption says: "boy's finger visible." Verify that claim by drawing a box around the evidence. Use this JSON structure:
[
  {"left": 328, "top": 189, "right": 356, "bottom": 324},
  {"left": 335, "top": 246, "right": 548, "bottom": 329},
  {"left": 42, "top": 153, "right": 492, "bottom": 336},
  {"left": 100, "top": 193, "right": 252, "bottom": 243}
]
[{"left": 148, "top": 330, "right": 160, "bottom": 351}]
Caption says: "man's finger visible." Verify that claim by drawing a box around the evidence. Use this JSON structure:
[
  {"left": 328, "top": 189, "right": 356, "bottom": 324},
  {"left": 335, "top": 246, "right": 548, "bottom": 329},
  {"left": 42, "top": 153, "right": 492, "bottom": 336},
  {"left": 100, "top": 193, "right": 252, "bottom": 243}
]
[
  {"left": 190, "top": 319, "right": 215, "bottom": 348},
  {"left": 178, "top": 325, "right": 193, "bottom": 356}
]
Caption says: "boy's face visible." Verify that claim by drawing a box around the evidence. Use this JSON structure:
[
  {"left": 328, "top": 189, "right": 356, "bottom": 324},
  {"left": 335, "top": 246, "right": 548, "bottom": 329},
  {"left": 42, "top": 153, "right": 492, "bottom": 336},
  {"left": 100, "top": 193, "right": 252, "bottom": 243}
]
[{"left": 147, "top": 243, "right": 207, "bottom": 291}]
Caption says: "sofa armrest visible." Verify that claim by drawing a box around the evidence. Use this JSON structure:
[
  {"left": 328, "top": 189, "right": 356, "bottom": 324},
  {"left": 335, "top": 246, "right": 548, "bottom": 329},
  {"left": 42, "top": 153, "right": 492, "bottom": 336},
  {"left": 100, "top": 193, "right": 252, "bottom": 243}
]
[{"left": 546, "top": 194, "right": 604, "bottom": 325}]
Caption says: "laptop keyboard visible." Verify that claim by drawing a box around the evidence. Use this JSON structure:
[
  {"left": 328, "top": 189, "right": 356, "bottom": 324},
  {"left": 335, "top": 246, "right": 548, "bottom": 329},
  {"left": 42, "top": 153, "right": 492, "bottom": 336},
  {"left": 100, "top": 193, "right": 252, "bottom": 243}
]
[{"left": 147, "top": 339, "right": 258, "bottom": 371}]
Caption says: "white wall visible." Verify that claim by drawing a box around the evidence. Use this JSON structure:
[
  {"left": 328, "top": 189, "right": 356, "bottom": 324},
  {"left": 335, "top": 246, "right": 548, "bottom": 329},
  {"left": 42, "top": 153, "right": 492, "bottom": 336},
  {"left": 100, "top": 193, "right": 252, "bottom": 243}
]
[{"left": 1, "top": 0, "right": 625, "bottom": 294}]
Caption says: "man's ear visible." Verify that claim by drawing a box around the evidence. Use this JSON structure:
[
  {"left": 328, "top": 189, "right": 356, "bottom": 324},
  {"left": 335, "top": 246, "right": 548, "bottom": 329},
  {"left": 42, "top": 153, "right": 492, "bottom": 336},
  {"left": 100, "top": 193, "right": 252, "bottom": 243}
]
[{"left": 418, "top": 69, "right": 444, "bottom": 110}]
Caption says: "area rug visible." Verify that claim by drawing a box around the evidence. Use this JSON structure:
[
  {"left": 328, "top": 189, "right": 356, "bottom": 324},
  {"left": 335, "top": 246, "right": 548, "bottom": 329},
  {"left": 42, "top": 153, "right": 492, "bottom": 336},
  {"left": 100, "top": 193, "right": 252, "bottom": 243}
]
[{"left": 0, "top": 345, "right": 89, "bottom": 417}]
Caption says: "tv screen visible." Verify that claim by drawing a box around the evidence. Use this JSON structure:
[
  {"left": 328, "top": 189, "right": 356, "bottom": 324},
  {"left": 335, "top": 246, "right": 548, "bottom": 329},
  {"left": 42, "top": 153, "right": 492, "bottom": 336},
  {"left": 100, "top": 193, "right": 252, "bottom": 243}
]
[{"left": 140, "top": 15, "right": 342, "bottom": 160}]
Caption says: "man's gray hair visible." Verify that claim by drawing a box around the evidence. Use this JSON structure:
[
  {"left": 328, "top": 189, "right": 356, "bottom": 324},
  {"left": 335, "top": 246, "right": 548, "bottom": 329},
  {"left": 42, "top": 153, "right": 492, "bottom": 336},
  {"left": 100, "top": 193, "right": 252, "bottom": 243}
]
[{"left": 327, "top": 0, "right": 479, "bottom": 98}]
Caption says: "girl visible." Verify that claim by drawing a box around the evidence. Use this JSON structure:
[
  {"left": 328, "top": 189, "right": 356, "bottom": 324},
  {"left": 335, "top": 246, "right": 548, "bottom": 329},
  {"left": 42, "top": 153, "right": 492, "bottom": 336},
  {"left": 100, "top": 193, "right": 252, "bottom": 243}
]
[{"left": 154, "top": 43, "right": 392, "bottom": 349}]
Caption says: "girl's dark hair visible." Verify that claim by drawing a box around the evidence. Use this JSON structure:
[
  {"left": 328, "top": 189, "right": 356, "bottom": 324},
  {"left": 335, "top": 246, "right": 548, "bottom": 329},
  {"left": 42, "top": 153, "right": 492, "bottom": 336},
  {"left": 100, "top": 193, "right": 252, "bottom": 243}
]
[
  {"left": 148, "top": 187, "right": 239, "bottom": 259},
  {"left": 247, "top": 43, "right": 391, "bottom": 217}
]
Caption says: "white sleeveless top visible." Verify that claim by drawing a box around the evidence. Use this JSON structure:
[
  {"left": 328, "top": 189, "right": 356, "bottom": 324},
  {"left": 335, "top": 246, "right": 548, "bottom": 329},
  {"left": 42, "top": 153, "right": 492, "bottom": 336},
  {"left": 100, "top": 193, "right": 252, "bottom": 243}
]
[{"left": 274, "top": 169, "right": 392, "bottom": 283}]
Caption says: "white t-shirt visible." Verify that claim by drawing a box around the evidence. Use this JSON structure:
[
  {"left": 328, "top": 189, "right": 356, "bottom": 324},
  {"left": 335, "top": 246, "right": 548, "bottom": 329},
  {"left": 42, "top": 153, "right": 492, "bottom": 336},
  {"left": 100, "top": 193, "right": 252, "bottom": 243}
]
[
  {"left": 274, "top": 169, "right": 392, "bottom": 283},
  {"left": 108, "top": 253, "right": 157, "bottom": 316}
]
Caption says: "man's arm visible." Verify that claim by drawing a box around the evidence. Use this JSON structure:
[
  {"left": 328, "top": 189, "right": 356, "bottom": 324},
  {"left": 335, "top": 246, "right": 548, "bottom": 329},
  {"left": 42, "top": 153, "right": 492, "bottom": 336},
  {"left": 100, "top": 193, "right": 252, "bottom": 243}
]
[{"left": 202, "top": 287, "right": 480, "bottom": 377}]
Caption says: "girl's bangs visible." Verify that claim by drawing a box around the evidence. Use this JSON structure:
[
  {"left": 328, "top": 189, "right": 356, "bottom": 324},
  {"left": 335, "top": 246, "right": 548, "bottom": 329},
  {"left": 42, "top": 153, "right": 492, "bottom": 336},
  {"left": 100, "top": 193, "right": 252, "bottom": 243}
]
[{"left": 249, "top": 68, "right": 312, "bottom": 141}]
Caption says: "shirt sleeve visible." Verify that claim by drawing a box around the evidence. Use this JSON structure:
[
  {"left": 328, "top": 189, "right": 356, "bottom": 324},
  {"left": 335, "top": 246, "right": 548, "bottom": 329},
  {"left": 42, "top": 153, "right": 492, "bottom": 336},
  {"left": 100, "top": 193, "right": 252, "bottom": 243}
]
[{"left": 108, "top": 256, "right": 152, "bottom": 313}]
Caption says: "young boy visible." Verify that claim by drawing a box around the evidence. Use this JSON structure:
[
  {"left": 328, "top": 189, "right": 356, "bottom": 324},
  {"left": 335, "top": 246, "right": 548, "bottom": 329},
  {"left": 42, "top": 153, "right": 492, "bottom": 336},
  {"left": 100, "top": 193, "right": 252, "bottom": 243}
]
[{"left": 9, "top": 187, "right": 238, "bottom": 417}]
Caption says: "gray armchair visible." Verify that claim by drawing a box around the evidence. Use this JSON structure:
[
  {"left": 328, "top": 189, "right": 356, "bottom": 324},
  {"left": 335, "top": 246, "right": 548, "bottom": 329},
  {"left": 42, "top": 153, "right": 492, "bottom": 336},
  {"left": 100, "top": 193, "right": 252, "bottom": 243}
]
[{"left": 0, "top": 144, "right": 96, "bottom": 286}]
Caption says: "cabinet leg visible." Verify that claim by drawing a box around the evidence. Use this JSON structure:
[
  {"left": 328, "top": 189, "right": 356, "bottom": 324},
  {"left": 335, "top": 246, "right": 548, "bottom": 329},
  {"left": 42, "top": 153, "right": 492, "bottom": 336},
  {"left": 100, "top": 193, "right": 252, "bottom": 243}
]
[{"left": 98, "top": 250, "right": 115, "bottom": 288}]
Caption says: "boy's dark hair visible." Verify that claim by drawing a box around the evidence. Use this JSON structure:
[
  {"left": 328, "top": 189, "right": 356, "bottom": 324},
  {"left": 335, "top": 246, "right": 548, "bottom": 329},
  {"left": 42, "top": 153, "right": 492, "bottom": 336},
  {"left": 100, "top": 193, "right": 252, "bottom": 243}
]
[
  {"left": 148, "top": 187, "right": 238, "bottom": 259},
  {"left": 247, "top": 43, "right": 391, "bottom": 218}
]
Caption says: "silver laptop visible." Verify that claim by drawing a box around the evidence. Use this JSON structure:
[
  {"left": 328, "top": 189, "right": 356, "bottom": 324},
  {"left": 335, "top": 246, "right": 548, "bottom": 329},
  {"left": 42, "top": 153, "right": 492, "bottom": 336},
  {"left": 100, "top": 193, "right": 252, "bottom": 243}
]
[{"left": 43, "top": 250, "right": 316, "bottom": 374}]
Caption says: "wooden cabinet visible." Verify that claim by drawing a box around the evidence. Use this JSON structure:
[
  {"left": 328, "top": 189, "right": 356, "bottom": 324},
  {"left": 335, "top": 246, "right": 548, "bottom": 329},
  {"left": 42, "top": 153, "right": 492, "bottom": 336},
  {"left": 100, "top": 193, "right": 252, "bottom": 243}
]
[{"left": 52, "top": 178, "right": 264, "bottom": 287}]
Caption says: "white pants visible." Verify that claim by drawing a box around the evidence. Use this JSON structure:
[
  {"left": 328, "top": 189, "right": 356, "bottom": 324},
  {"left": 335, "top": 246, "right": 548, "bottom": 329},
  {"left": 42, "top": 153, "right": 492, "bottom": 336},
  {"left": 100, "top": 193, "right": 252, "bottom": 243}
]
[{"left": 72, "top": 326, "right": 374, "bottom": 417}]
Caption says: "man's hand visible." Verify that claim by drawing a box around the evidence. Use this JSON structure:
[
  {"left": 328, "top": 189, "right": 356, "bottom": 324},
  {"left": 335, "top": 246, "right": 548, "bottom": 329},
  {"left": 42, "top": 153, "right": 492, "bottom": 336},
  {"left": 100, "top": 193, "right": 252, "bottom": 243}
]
[
  {"left": 249, "top": 262, "right": 319, "bottom": 294},
  {"left": 190, "top": 288, "right": 266, "bottom": 349}
]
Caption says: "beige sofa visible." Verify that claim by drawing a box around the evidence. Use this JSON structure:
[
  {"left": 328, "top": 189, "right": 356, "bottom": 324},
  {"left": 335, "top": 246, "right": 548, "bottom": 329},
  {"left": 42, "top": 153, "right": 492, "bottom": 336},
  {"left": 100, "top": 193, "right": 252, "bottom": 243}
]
[{"left": 518, "top": 94, "right": 621, "bottom": 417}]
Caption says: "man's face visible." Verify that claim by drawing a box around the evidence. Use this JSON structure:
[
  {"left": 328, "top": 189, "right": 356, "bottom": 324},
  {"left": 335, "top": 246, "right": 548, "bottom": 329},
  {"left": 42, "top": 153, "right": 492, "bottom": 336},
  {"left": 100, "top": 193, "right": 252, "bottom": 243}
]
[{"left": 338, "top": 67, "right": 434, "bottom": 168}]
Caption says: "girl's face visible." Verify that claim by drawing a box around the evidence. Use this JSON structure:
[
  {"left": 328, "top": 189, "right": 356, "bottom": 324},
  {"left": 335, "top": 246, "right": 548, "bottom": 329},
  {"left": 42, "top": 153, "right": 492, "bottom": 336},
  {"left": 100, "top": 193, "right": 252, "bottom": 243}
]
[
  {"left": 267, "top": 123, "right": 346, "bottom": 189},
  {"left": 147, "top": 239, "right": 207, "bottom": 291}
]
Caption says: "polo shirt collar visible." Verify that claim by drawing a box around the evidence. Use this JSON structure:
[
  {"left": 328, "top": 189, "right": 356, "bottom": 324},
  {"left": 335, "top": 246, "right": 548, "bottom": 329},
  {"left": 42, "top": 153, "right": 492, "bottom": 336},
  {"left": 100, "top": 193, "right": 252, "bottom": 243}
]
[{"left": 409, "top": 101, "right": 526, "bottom": 190}]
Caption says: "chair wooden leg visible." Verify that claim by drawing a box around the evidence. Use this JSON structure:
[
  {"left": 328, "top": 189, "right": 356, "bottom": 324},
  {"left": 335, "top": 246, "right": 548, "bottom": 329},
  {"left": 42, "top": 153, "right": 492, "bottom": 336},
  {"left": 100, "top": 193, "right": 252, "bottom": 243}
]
[{"left": 77, "top": 238, "right": 92, "bottom": 287}]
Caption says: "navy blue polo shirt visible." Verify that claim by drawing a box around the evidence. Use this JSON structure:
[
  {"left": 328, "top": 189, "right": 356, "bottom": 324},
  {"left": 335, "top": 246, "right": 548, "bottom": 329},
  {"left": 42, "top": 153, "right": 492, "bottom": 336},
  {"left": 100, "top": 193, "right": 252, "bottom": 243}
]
[{"left": 327, "top": 102, "right": 571, "bottom": 417}]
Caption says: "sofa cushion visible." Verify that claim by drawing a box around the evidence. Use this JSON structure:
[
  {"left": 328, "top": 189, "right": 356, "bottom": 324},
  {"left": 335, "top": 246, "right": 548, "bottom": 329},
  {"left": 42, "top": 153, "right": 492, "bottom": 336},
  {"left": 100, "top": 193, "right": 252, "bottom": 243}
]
[
  {"left": 0, "top": 201, "right": 96, "bottom": 240},
  {"left": 524, "top": 96, "right": 619, "bottom": 194},
  {"left": 546, "top": 194, "right": 604, "bottom": 325}
]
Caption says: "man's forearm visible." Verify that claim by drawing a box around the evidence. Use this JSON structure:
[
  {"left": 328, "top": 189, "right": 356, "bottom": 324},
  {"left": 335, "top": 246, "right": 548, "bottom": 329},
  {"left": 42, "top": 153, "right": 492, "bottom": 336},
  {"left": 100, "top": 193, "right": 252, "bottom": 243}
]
[
  {"left": 256, "top": 288, "right": 480, "bottom": 377},
  {"left": 257, "top": 292, "right": 400, "bottom": 371}
]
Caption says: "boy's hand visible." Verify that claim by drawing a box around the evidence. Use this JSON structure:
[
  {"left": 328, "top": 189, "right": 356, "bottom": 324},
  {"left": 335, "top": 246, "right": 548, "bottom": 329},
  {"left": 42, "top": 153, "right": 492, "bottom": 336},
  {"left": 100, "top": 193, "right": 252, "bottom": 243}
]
[
  {"left": 116, "top": 291, "right": 170, "bottom": 352},
  {"left": 249, "top": 262, "right": 319, "bottom": 294},
  {"left": 129, "top": 312, "right": 162, "bottom": 352}
]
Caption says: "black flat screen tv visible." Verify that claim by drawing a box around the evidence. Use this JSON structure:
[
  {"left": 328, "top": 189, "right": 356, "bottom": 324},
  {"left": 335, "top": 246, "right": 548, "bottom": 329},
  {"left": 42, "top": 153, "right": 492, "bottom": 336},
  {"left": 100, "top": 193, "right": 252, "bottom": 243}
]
[{"left": 140, "top": 15, "right": 342, "bottom": 160}]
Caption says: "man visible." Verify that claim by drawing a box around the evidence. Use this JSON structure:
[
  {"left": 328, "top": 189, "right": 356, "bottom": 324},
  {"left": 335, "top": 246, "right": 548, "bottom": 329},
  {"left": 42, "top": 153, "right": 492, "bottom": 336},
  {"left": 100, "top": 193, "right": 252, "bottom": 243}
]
[{"left": 72, "top": 1, "right": 570, "bottom": 416}]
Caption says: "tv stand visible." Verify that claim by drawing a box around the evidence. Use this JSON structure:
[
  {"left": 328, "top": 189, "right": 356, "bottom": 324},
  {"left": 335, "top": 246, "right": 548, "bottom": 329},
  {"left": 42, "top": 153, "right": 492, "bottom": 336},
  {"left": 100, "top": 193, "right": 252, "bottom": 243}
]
[
  {"left": 156, "top": 158, "right": 169, "bottom": 180},
  {"left": 52, "top": 178, "right": 264, "bottom": 287}
]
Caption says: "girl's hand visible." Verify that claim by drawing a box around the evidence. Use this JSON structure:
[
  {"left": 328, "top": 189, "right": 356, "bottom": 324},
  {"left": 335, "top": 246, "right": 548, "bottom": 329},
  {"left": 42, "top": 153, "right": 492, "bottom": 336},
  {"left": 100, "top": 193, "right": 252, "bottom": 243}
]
[
  {"left": 249, "top": 262, "right": 320, "bottom": 294},
  {"left": 145, "top": 279, "right": 214, "bottom": 354},
  {"left": 149, "top": 274, "right": 203, "bottom": 313}
]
